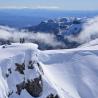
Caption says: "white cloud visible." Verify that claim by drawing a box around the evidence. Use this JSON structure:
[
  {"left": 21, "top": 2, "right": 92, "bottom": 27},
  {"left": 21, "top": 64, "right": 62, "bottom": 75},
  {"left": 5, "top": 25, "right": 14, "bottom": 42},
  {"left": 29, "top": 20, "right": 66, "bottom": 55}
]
[
  {"left": 36, "top": 6, "right": 60, "bottom": 9},
  {"left": 64, "top": 16, "right": 98, "bottom": 44},
  {"left": 77, "top": 16, "right": 98, "bottom": 43},
  {"left": 28, "top": 32, "right": 65, "bottom": 47},
  {"left": 0, "top": 26, "right": 65, "bottom": 48},
  {"left": 0, "top": 6, "right": 60, "bottom": 10}
]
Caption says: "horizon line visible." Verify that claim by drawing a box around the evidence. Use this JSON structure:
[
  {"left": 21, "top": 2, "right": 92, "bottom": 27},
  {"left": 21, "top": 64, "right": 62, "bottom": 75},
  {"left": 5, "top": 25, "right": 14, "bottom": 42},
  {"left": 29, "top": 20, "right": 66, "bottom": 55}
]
[{"left": 0, "top": 7, "right": 97, "bottom": 11}]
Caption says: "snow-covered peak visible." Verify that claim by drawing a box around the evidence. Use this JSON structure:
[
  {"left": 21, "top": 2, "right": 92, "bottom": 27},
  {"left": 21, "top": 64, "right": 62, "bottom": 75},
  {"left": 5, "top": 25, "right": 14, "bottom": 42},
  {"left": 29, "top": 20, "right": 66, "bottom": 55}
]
[{"left": 0, "top": 43, "right": 58, "bottom": 98}]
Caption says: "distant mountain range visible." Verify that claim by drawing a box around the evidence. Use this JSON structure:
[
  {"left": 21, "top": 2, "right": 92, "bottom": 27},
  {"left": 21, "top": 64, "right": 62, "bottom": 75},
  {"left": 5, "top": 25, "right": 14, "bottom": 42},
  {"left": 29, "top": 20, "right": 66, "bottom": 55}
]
[{"left": 23, "top": 17, "right": 84, "bottom": 49}]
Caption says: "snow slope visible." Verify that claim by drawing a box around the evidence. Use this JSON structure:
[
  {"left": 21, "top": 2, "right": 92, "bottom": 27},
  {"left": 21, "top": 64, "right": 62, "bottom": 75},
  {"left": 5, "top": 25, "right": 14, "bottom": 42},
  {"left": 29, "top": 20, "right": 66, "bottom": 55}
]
[{"left": 38, "top": 39, "right": 98, "bottom": 98}]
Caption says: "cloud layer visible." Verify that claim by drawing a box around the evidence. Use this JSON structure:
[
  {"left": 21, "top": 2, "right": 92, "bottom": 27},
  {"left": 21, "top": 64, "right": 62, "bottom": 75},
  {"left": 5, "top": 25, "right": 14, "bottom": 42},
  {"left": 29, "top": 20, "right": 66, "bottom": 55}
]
[
  {"left": 77, "top": 16, "right": 98, "bottom": 43},
  {"left": 0, "top": 26, "right": 65, "bottom": 48},
  {"left": 64, "top": 16, "right": 98, "bottom": 44},
  {"left": 0, "top": 16, "right": 98, "bottom": 49}
]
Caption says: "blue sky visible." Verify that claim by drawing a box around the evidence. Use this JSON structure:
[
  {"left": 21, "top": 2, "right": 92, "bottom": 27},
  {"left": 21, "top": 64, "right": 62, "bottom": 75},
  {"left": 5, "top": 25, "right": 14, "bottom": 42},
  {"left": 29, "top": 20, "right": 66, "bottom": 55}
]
[{"left": 0, "top": 0, "right": 98, "bottom": 10}]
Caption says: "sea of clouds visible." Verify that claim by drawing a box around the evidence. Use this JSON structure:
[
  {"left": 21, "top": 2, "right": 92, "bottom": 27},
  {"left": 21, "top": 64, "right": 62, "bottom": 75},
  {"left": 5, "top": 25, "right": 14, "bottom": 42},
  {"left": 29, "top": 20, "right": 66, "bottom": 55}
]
[
  {"left": 0, "top": 26, "right": 65, "bottom": 48},
  {"left": 0, "top": 16, "right": 98, "bottom": 49}
]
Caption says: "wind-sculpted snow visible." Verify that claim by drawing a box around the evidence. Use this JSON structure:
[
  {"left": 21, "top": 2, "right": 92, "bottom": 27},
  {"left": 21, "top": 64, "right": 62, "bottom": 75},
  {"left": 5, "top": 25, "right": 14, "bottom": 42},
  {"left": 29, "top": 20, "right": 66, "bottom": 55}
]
[{"left": 39, "top": 40, "right": 98, "bottom": 98}]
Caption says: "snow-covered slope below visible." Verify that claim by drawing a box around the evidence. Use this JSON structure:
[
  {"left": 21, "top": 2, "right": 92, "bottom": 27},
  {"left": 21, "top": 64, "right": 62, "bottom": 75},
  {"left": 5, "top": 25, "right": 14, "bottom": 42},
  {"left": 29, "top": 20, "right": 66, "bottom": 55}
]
[{"left": 38, "top": 39, "right": 98, "bottom": 98}]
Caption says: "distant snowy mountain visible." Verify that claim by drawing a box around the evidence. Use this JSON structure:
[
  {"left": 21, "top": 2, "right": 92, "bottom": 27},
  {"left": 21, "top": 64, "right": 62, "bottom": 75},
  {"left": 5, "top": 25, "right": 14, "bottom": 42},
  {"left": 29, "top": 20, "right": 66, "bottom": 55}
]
[
  {"left": 23, "top": 17, "right": 88, "bottom": 49},
  {"left": 0, "top": 18, "right": 82, "bottom": 50},
  {"left": 25, "top": 17, "right": 83, "bottom": 35},
  {"left": 0, "top": 16, "right": 98, "bottom": 50}
]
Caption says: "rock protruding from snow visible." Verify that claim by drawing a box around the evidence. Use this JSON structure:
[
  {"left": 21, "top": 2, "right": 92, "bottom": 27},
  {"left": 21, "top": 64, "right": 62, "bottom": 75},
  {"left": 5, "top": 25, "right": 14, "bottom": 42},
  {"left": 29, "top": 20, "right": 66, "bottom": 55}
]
[
  {"left": 46, "top": 93, "right": 59, "bottom": 98},
  {"left": 25, "top": 75, "right": 43, "bottom": 97}
]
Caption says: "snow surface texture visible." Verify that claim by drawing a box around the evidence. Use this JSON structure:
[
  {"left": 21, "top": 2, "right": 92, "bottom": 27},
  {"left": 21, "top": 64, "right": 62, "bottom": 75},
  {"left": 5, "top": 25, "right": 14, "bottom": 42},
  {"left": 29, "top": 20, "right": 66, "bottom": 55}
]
[
  {"left": 0, "top": 40, "right": 98, "bottom": 98},
  {"left": 38, "top": 39, "right": 98, "bottom": 98}
]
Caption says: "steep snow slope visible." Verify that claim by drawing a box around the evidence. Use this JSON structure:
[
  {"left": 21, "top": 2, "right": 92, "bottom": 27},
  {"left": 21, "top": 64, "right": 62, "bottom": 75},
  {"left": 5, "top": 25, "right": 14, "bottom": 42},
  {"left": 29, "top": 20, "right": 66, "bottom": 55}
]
[{"left": 38, "top": 39, "right": 98, "bottom": 98}]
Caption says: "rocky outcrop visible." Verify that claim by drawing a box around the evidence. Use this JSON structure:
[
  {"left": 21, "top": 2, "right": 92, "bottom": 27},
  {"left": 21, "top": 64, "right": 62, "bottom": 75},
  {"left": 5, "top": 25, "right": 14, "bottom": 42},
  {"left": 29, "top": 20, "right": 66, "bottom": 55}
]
[
  {"left": 16, "top": 75, "right": 43, "bottom": 97},
  {"left": 15, "top": 61, "right": 43, "bottom": 97},
  {"left": 46, "top": 93, "right": 60, "bottom": 98},
  {"left": 25, "top": 75, "right": 43, "bottom": 97},
  {"left": 28, "top": 60, "right": 34, "bottom": 69},
  {"left": 4, "top": 59, "right": 44, "bottom": 98},
  {"left": 15, "top": 63, "right": 25, "bottom": 74},
  {"left": 16, "top": 81, "right": 25, "bottom": 95}
]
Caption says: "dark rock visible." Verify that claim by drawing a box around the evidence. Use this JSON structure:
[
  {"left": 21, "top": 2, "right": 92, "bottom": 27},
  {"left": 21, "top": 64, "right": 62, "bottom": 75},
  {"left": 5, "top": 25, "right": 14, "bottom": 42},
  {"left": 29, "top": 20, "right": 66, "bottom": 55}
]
[
  {"left": 46, "top": 94, "right": 60, "bottom": 98},
  {"left": 6, "top": 40, "right": 11, "bottom": 45},
  {"left": 8, "top": 91, "right": 13, "bottom": 97},
  {"left": 5, "top": 73, "right": 9, "bottom": 78},
  {"left": 15, "top": 75, "right": 43, "bottom": 97},
  {"left": 16, "top": 81, "right": 25, "bottom": 95},
  {"left": 2, "top": 45, "right": 6, "bottom": 48},
  {"left": 25, "top": 75, "right": 43, "bottom": 97},
  {"left": 28, "top": 61, "right": 34, "bottom": 69},
  {"left": 15, "top": 63, "right": 25, "bottom": 74},
  {"left": 8, "top": 68, "right": 12, "bottom": 74},
  {"left": 37, "top": 62, "right": 44, "bottom": 74}
]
